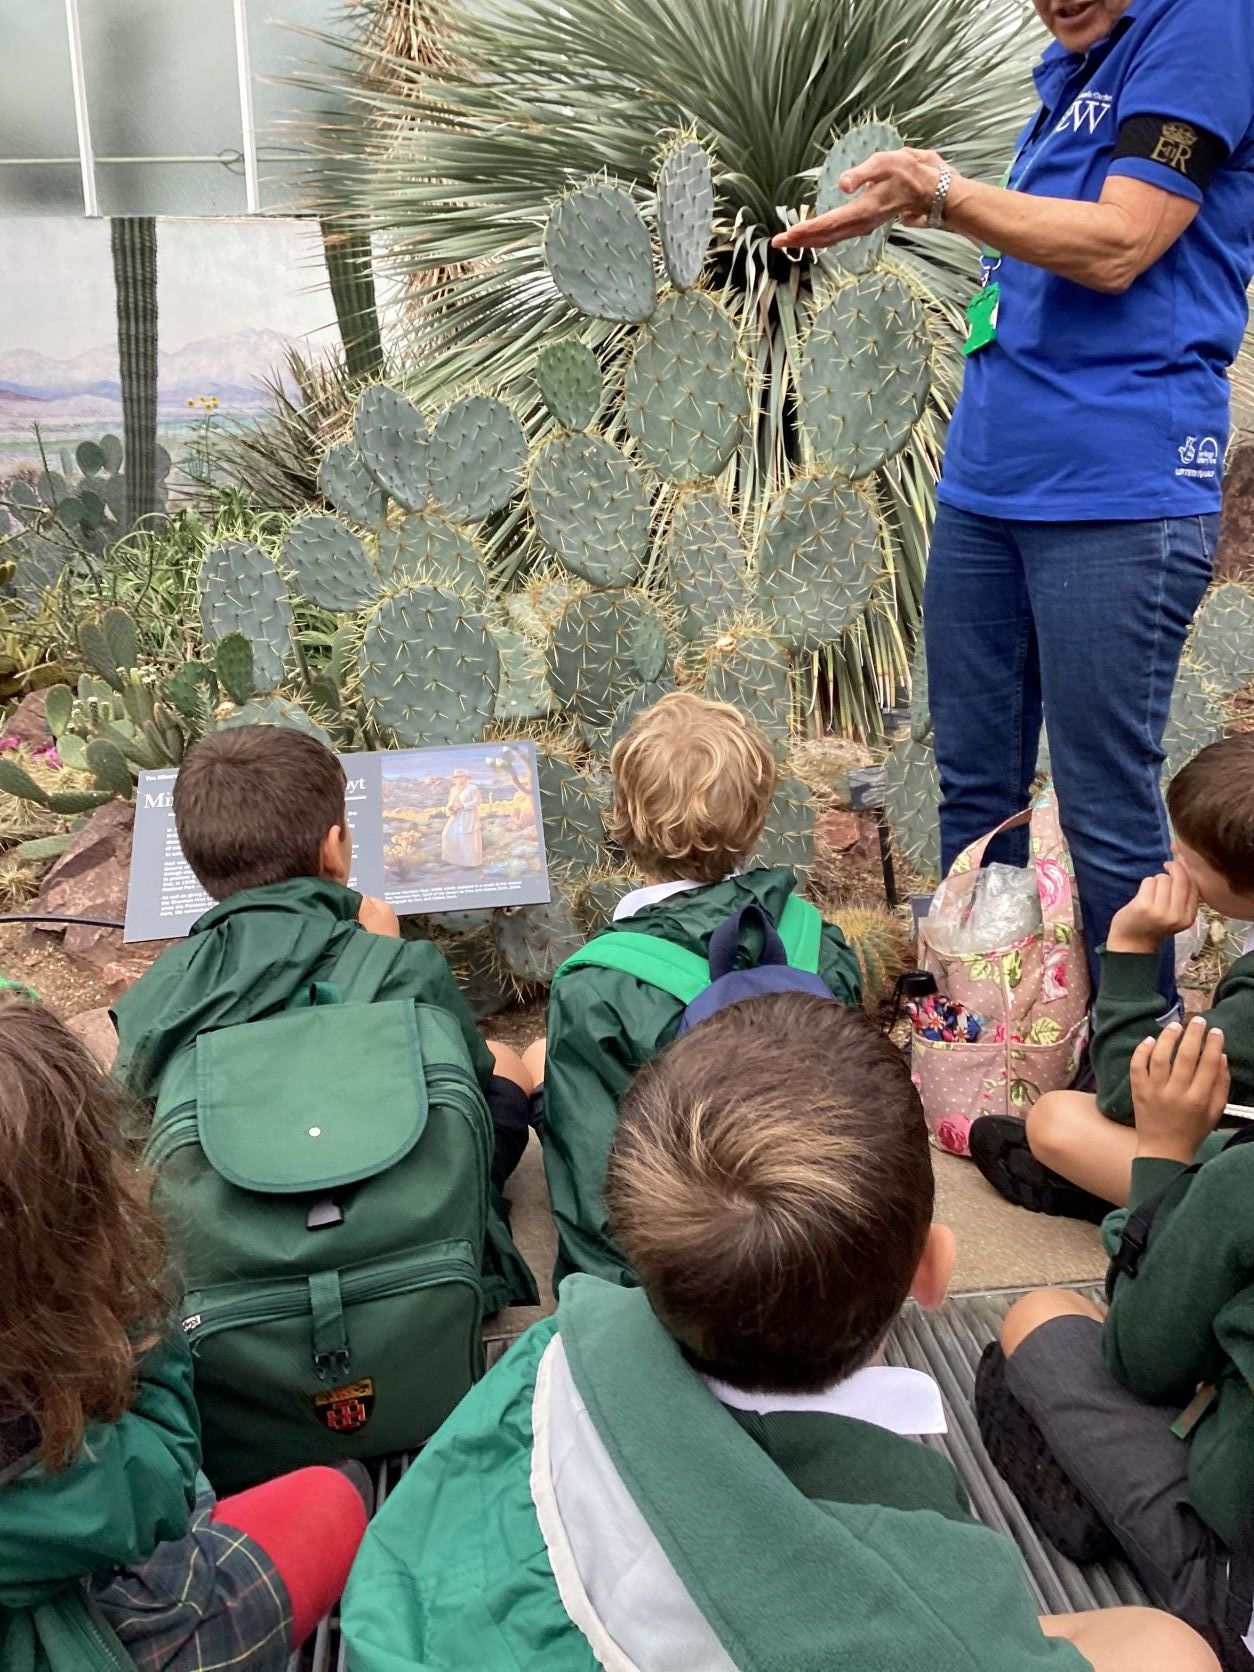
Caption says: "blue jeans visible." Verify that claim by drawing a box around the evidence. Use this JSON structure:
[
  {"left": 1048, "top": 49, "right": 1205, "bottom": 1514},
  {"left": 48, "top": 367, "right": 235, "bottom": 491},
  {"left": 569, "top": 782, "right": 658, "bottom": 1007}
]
[{"left": 924, "top": 506, "right": 1216, "bottom": 1000}]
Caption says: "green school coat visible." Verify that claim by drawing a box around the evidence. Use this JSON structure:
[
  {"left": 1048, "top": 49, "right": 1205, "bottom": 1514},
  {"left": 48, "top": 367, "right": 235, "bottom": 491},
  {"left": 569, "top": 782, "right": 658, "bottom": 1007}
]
[
  {"left": 1091, "top": 946, "right": 1254, "bottom": 1123},
  {"left": 541, "top": 868, "right": 862, "bottom": 1288},
  {"left": 1104, "top": 1135, "right": 1254, "bottom": 1548},
  {"left": 0, "top": 1339, "right": 201, "bottom": 1672},
  {"left": 343, "top": 1278, "right": 1088, "bottom": 1672},
  {"left": 112, "top": 877, "right": 535, "bottom": 1309}
]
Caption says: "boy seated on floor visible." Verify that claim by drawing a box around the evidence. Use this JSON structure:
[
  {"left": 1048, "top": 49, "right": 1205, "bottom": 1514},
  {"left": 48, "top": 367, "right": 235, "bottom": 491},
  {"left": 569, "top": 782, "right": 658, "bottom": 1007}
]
[
  {"left": 343, "top": 993, "right": 1215, "bottom": 1672},
  {"left": 978, "top": 1016, "right": 1253, "bottom": 1669},
  {"left": 112, "top": 725, "right": 535, "bottom": 1295},
  {"left": 530, "top": 690, "right": 862, "bottom": 1287},
  {"left": 971, "top": 734, "right": 1254, "bottom": 1221}
]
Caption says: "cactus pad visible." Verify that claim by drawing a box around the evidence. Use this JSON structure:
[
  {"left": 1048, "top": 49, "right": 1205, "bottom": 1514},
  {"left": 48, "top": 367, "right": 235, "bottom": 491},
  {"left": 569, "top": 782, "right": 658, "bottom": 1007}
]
[
  {"left": 528, "top": 433, "right": 651, "bottom": 588},
  {"left": 491, "top": 624, "right": 554, "bottom": 722},
  {"left": 544, "top": 180, "right": 657, "bottom": 324},
  {"left": 547, "top": 589, "right": 666, "bottom": 729},
  {"left": 213, "top": 633, "right": 256, "bottom": 706},
  {"left": 623, "top": 291, "right": 747, "bottom": 482},
  {"left": 376, "top": 511, "right": 486, "bottom": 599},
  {"left": 883, "top": 733, "right": 942, "bottom": 881},
  {"left": 537, "top": 752, "right": 612, "bottom": 870},
  {"left": 1162, "top": 662, "right": 1226, "bottom": 782},
  {"left": 753, "top": 778, "right": 817, "bottom": 876},
  {"left": 318, "top": 443, "right": 386, "bottom": 528},
  {"left": 536, "top": 340, "right": 602, "bottom": 432},
  {"left": 664, "top": 488, "right": 750, "bottom": 643},
  {"left": 908, "top": 634, "right": 931, "bottom": 743},
  {"left": 360, "top": 585, "right": 500, "bottom": 746},
  {"left": 10, "top": 534, "right": 70, "bottom": 608},
  {"left": 799, "top": 273, "right": 931, "bottom": 479},
  {"left": 574, "top": 871, "right": 630, "bottom": 936},
  {"left": 437, "top": 928, "right": 513, "bottom": 1020},
  {"left": 85, "top": 738, "right": 135, "bottom": 798},
  {"left": 1188, "top": 583, "right": 1254, "bottom": 698},
  {"left": 426, "top": 395, "right": 528, "bottom": 523},
  {"left": 657, "top": 140, "right": 715, "bottom": 291},
  {"left": 700, "top": 625, "right": 794, "bottom": 756},
  {"left": 198, "top": 540, "right": 294, "bottom": 692},
  {"left": 754, "top": 475, "right": 882, "bottom": 650},
  {"left": 280, "top": 515, "right": 378, "bottom": 613},
  {"left": 353, "top": 385, "right": 431, "bottom": 512},
  {"left": 815, "top": 122, "right": 903, "bottom": 277},
  {"left": 493, "top": 895, "right": 585, "bottom": 984},
  {"left": 216, "top": 696, "right": 331, "bottom": 745}
]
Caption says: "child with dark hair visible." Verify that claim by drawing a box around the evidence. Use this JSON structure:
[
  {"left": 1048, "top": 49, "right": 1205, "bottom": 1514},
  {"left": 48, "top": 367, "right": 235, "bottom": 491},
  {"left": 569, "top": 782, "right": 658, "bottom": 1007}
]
[
  {"left": 971, "top": 734, "right": 1254, "bottom": 1220},
  {"left": 343, "top": 993, "right": 1214, "bottom": 1672},
  {"left": 114, "top": 727, "right": 539, "bottom": 1222},
  {"left": 0, "top": 994, "right": 368, "bottom": 1672}
]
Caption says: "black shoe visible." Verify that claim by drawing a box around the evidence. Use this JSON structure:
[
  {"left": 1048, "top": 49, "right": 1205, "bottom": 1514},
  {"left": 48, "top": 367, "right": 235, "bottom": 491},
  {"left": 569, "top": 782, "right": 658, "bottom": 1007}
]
[
  {"left": 975, "top": 1344, "right": 1116, "bottom": 1566},
  {"left": 335, "top": 1459, "right": 376, "bottom": 1520},
  {"left": 968, "top": 1115, "right": 1111, "bottom": 1224}
]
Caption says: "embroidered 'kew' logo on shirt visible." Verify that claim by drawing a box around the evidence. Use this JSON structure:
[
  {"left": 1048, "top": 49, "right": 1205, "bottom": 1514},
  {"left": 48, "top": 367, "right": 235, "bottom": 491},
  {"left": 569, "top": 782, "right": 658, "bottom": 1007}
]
[{"left": 1056, "top": 92, "right": 1113, "bottom": 136}]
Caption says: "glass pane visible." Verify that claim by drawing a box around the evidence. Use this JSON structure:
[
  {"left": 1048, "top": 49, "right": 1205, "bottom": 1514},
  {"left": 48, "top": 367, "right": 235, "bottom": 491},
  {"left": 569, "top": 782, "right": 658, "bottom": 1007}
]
[
  {"left": 79, "top": 0, "right": 246, "bottom": 216},
  {"left": 0, "top": 3, "right": 84, "bottom": 214},
  {"left": 249, "top": 0, "right": 344, "bottom": 211}
]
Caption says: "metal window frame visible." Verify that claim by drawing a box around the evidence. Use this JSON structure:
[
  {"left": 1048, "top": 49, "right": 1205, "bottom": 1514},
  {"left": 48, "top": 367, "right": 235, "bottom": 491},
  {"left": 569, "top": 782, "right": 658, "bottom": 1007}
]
[{"left": 60, "top": 0, "right": 262, "bottom": 218}]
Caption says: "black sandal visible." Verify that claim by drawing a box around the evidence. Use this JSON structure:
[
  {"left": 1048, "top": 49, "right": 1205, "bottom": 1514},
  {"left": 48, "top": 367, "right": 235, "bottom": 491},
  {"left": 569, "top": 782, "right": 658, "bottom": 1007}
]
[
  {"left": 975, "top": 1344, "right": 1116, "bottom": 1566},
  {"left": 968, "top": 1116, "right": 1112, "bottom": 1225}
]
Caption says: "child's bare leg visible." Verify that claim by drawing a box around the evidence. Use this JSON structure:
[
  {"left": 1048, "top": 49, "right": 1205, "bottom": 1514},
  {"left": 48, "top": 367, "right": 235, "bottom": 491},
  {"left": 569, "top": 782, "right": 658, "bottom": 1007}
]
[
  {"left": 1000, "top": 1287, "right": 1106, "bottom": 1358},
  {"left": 1040, "top": 1607, "right": 1218, "bottom": 1671},
  {"left": 487, "top": 1040, "right": 534, "bottom": 1097},
  {"left": 1027, "top": 1091, "right": 1139, "bottom": 1207},
  {"left": 521, "top": 1037, "right": 546, "bottom": 1089}
]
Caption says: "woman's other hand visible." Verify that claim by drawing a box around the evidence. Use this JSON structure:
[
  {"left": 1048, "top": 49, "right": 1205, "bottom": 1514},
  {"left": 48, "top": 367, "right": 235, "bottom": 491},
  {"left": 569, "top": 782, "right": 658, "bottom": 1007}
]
[{"left": 772, "top": 149, "right": 947, "bottom": 250}]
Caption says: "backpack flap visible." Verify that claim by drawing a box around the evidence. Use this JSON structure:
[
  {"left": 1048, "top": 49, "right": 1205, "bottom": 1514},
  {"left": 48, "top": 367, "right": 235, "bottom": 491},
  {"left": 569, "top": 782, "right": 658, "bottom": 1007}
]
[{"left": 196, "top": 999, "right": 428, "bottom": 1194}]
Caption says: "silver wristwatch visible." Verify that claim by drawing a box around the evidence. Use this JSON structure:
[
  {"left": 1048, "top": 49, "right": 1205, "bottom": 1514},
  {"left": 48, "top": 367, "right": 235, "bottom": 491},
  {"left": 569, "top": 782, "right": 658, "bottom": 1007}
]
[{"left": 928, "top": 165, "right": 953, "bottom": 230}]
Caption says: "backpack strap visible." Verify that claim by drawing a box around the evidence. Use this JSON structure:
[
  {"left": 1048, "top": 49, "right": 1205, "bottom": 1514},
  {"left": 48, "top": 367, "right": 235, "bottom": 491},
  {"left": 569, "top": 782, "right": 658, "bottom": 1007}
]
[
  {"left": 554, "top": 933, "right": 712, "bottom": 1005},
  {"left": 1109, "top": 1124, "right": 1254, "bottom": 1288},
  {"left": 777, "top": 894, "right": 823, "bottom": 974},
  {"left": 285, "top": 980, "right": 344, "bottom": 1011},
  {"left": 707, "top": 905, "right": 787, "bottom": 980}
]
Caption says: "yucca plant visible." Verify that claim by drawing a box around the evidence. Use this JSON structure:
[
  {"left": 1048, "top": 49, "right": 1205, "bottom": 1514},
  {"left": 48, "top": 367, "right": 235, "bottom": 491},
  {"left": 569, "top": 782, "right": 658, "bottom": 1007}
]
[{"left": 305, "top": 0, "right": 1036, "bottom": 732}]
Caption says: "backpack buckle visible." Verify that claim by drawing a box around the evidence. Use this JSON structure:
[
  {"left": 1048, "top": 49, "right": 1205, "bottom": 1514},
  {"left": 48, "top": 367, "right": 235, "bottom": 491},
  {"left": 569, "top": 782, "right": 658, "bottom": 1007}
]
[{"left": 313, "top": 1346, "right": 352, "bottom": 1383}]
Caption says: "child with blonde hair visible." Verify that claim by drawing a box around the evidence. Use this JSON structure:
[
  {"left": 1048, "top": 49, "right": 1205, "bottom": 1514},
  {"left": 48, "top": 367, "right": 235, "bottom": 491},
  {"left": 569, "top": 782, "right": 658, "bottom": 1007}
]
[{"left": 533, "top": 690, "right": 861, "bottom": 1287}]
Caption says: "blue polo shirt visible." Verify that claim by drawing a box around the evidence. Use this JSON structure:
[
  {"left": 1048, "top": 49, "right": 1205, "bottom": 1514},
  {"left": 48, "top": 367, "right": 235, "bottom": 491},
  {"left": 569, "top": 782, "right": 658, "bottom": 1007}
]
[{"left": 939, "top": 0, "right": 1254, "bottom": 523}]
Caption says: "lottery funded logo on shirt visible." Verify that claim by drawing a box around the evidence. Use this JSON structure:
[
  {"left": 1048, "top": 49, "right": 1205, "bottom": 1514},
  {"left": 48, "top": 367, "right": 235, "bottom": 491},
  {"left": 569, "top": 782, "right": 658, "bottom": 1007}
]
[
  {"left": 313, "top": 1376, "right": 376, "bottom": 1434},
  {"left": 1177, "top": 436, "right": 1221, "bottom": 482}
]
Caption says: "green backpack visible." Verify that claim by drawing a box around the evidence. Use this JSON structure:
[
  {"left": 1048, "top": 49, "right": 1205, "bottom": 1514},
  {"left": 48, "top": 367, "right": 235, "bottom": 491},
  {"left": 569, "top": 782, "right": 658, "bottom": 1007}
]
[{"left": 144, "top": 983, "right": 508, "bottom": 1493}]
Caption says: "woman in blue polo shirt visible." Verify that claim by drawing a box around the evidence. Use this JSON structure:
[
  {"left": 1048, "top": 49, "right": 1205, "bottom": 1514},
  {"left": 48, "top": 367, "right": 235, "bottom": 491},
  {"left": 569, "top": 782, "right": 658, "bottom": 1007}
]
[{"left": 777, "top": 0, "right": 1254, "bottom": 1005}]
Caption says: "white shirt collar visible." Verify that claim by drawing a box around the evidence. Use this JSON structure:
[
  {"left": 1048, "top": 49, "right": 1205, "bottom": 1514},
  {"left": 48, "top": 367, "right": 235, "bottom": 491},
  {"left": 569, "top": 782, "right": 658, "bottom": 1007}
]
[
  {"left": 612, "top": 878, "right": 707, "bottom": 922},
  {"left": 699, "top": 1364, "right": 948, "bottom": 1438}
]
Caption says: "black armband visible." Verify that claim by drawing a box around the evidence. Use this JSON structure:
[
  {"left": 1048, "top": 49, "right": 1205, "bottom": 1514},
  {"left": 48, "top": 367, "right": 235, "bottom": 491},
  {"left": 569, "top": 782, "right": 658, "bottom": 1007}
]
[{"left": 1112, "top": 114, "right": 1229, "bottom": 192}]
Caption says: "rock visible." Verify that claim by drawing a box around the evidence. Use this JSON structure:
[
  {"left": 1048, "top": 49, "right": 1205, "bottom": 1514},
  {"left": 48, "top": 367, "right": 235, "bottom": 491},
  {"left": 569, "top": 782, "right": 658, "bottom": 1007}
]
[
  {"left": 65, "top": 1006, "right": 119, "bottom": 1072},
  {"left": 3, "top": 689, "right": 52, "bottom": 750},
  {"left": 815, "top": 807, "right": 880, "bottom": 863},
  {"left": 29, "top": 800, "right": 174, "bottom": 990}
]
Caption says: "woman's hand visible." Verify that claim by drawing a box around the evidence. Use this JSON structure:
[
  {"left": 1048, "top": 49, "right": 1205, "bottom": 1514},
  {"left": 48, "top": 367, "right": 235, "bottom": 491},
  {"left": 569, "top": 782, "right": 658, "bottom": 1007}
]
[
  {"left": 772, "top": 149, "right": 948, "bottom": 251},
  {"left": 1130, "top": 1017, "right": 1229, "bottom": 1167}
]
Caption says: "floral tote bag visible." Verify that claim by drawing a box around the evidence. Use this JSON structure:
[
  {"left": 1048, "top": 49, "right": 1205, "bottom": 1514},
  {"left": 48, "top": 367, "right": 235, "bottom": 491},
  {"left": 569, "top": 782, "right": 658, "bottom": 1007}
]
[{"left": 913, "top": 786, "right": 1090, "bottom": 1158}]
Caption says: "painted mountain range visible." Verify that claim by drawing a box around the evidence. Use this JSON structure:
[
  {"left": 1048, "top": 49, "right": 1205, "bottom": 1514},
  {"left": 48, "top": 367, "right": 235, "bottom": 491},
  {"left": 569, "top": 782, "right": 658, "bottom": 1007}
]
[{"left": 0, "top": 327, "right": 312, "bottom": 429}]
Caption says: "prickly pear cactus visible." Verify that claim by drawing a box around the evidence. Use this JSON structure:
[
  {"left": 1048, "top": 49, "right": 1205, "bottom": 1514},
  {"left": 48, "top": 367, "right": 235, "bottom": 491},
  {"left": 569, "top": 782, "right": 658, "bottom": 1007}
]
[
  {"left": 199, "top": 540, "right": 294, "bottom": 691},
  {"left": 546, "top": 590, "right": 668, "bottom": 730},
  {"left": 537, "top": 752, "right": 612, "bottom": 871},
  {"left": 360, "top": 585, "right": 500, "bottom": 746},
  {"left": 544, "top": 181, "right": 657, "bottom": 324},
  {"left": 883, "top": 732, "right": 942, "bottom": 881},
  {"left": 1162, "top": 662, "right": 1226, "bottom": 783},
  {"left": 622, "top": 291, "right": 747, "bottom": 482},
  {"left": 354, "top": 385, "right": 431, "bottom": 512},
  {"left": 1187, "top": 583, "right": 1254, "bottom": 699},
  {"left": 536, "top": 340, "right": 603, "bottom": 432},
  {"left": 700, "top": 626, "right": 793, "bottom": 757},
  {"left": 657, "top": 138, "right": 715, "bottom": 292},
  {"left": 493, "top": 894, "right": 585, "bottom": 984},
  {"left": 663, "top": 489, "right": 750, "bottom": 644},
  {"left": 318, "top": 442, "right": 386, "bottom": 528},
  {"left": 609, "top": 680, "right": 677, "bottom": 749},
  {"left": 377, "top": 512, "right": 486, "bottom": 598},
  {"left": 815, "top": 122, "right": 904, "bottom": 277},
  {"left": 528, "top": 434, "right": 651, "bottom": 588},
  {"left": 280, "top": 515, "right": 378, "bottom": 613},
  {"left": 799, "top": 272, "right": 932, "bottom": 479},
  {"left": 426, "top": 395, "right": 527, "bottom": 524},
  {"left": 490, "top": 624, "right": 554, "bottom": 722},
  {"left": 754, "top": 477, "right": 882, "bottom": 651},
  {"left": 754, "top": 778, "right": 817, "bottom": 877}
]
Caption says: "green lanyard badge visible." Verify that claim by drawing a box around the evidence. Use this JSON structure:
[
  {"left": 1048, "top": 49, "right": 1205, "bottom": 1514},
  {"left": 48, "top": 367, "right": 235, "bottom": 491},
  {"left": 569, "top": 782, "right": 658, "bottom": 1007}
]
[{"left": 963, "top": 282, "right": 1001, "bottom": 357}]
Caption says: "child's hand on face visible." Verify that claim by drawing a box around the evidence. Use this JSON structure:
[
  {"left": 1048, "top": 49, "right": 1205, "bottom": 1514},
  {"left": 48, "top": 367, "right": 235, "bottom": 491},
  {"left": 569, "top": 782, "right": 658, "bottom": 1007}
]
[
  {"left": 1106, "top": 860, "right": 1200, "bottom": 956},
  {"left": 1130, "top": 1017, "right": 1229, "bottom": 1167},
  {"left": 358, "top": 895, "right": 401, "bottom": 938}
]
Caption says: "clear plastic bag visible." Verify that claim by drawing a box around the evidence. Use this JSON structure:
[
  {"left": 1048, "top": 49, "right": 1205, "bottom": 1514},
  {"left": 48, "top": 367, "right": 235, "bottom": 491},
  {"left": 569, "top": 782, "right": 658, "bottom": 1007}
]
[{"left": 925, "top": 863, "right": 1043, "bottom": 957}]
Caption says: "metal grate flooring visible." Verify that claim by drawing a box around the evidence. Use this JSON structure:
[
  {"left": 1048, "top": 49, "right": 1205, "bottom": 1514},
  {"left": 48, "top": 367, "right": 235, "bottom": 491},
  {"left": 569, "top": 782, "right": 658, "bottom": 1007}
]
[{"left": 292, "top": 1286, "right": 1144, "bottom": 1670}]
